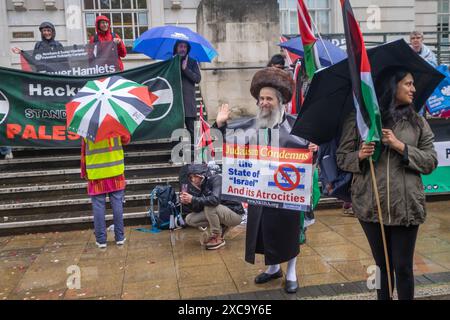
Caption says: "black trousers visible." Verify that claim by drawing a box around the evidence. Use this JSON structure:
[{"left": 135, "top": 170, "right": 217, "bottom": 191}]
[
  {"left": 359, "top": 220, "right": 419, "bottom": 300},
  {"left": 184, "top": 117, "right": 196, "bottom": 162},
  {"left": 185, "top": 117, "right": 196, "bottom": 145}
]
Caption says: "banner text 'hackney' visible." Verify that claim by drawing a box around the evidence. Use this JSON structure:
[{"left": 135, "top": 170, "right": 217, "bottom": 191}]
[{"left": 0, "top": 56, "right": 184, "bottom": 147}]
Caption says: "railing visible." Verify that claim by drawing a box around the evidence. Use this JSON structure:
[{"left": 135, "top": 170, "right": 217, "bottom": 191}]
[{"left": 286, "top": 31, "right": 450, "bottom": 65}]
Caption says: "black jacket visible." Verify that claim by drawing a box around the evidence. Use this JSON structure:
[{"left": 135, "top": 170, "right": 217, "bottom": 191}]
[
  {"left": 215, "top": 113, "right": 310, "bottom": 148},
  {"left": 183, "top": 174, "right": 245, "bottom": 215},
  {"left": 34, "top": 39, "right": 64, "bottom": 52},
  {"left": 180, "top": 57, "right": 201, "bottom": 117}
]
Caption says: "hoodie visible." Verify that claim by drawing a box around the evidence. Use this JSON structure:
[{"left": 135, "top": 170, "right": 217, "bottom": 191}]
[
  {"left": 33, "top": 21, "right": 64, "bottom": 52},
  {"left": 89, "top": 15, "right": 127, "bottom": 71}
]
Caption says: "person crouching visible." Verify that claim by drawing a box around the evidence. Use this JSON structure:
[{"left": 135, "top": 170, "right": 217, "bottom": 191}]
[{"left": 180, "top": 164, "right": 245, "bottom": 250}]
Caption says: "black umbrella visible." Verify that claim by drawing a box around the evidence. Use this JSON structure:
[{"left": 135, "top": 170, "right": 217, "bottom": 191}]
[{"left": 291, "top": 39, "right": 445, "bottom": 145}]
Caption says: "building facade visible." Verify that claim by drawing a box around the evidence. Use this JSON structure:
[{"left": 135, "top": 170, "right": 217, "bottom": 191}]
[
  {"left": 1, "top": 0, "right": 448, "bottom": 68},
  {"left": 0, "top": 0, "right": 203, "bottom": 68},
  {"left": 0, "top": 0, "right": 448, "bottom": 119}
]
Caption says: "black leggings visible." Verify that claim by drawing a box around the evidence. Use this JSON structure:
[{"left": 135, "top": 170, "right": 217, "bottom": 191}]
[{"left": 359, "top": 220, "right": 419, "bottom": 300}]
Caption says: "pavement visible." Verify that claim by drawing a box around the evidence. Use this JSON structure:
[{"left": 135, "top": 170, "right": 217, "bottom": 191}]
[{"left": 1, "top": 200, "right": 449, "bottom": 300}]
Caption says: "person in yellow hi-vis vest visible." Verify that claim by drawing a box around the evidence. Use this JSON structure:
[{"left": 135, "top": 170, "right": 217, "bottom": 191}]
[{"left": 81, "top": 134, "right": 130, "bottom": 249}]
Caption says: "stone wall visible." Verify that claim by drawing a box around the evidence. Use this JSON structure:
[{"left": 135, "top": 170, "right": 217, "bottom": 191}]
[
  {"left": 332, "top": 0, "right": 438, "bottom": 47},
  {"left": 196, "top": 0, "right": 280, "bottom": 121}
]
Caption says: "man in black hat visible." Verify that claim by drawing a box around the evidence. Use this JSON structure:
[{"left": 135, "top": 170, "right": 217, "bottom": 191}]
[
  {"left": 180, "top": 163, "right": 244, "bottom": 250},
  {"left": 214, "top": 67, "right": 318, "bottom": 293}
]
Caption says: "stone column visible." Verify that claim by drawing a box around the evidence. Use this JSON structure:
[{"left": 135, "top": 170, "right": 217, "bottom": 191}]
[
  {"left": 0, "top": 0, "right": 10, "bottom": 67},
  {"left": 64, "top": 0, "right": 84, "bottom": 45},
  {"left": 197, "top": 0, "right": 280, "bottom": 120},
  {"left": 150, "top": 0, "right": 165, "bottom": 27}
]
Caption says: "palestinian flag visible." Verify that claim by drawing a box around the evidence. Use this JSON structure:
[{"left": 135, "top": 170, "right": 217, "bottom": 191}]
[
  {"left": 297, "top": 0, "right": 321, "bottom": 79},
  {"left": 291, "top": 60, "right": 303, "bottom": 114},
  {"left": 0, "top": 90, "right": 9, "bottom": 125},
  {"left": 196, "top": 103, "right": 214, "bottom": 162},
  {"left": 341, "top": 0, "right": 382, "bottom": 161},
  {"left": 280, "top": 36, "right": 302, "bottom": 114},
  {"left": 143, "top": 77, "right": 174, "bottom": 121},
  {"left": 279, "top": 36, "right": 300, "bottom": 66},
  {"left": 19, "top": 52, "right": 33, "bottom": 72}
]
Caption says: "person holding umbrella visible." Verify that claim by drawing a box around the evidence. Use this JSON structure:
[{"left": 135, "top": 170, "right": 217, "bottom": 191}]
[
  {"left": 66, "top": 76, "right": 155, "bottom": 249},
  {"left": 81, "top": 134, "right": 130, "bottom": 249},
  {"left": 133, "top": 25, "right": 218, "bottom": 156},
  {"left": 336, "top": 66, "right": 438, "bottom": 299},
  {"left": 173, "top": 40, "right": 202, "bottom": 147}
]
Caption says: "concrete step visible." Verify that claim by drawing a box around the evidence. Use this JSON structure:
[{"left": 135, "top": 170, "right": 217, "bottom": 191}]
[
  {"left": 0, "top": 189, "right": 162, "bottom": 218},
  {"left": 8, "top": 138, "right": 176, "bottom": 158},
  {"left": 0, "top": 149, "right": 173, "bottom": 171},
  {"left": 0, "top": 207, "right": 152, "bottom": 230},
  {"left": 0, "top": 195, "right": 344, "bottom": 231},
  {"left": 1, "top": 205, "right": 150, "bottom": 225},
  {"left": 0, "top": 162, "right": 182, "bottom": 185},
  {"left": 0, "top": 174, "right": 181, "bottom": 202}
]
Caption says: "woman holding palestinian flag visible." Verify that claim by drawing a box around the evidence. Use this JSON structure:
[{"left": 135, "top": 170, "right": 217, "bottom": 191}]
[
  {"left": 337, "top": 66, "right": 438, "bottom": 300},
  {"left": 335, "top": 1, "right": 438, "bottom": 300},
  {"left": 292, "top": 0, "right": 442, "bottom": 301}
]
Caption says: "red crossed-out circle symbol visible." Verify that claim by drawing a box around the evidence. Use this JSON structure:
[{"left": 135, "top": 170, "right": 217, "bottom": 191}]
[{"left": 274, "top": 163, "right": 301, "bottom": 191}]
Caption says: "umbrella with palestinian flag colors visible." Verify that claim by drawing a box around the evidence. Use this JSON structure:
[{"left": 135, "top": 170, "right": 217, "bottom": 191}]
[{"left": 66, "top": 76, "right": 157, "bottom": 142}]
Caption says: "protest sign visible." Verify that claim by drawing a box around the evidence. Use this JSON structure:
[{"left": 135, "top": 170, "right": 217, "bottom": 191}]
[
  {"left": 222, "top": 144, "right": 314, "bottom": 211},
  {"left": 0, "top": 57, "right": 184, "bottom": 147},
  {"left": 20, "top": 42, "right": 119, "bottom": 75}
]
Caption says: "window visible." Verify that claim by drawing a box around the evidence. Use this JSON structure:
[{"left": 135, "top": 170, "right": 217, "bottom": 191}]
[
  {"left": 278, "top": 0, "right": 331, "bottom": 35},
  {"left": 438, "top": 0, "right": 449, "bottom": 43},
  {"left": 83, "top": 0, "right": 149, "bottom": 51}
]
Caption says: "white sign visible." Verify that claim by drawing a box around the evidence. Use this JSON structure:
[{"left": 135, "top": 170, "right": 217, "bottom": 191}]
[{"left": 222, "top": 144, "right": 314, "bottom": 212}]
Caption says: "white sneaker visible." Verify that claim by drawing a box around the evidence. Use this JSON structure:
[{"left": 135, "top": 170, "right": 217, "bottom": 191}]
[
  {"left": 96, "top": 242, "right": 107, "bottom": 249},
  {"left": 116, "top": 238, "right": 126, "bottom": 245},
  {"left": 4, "top": 153, "right": 13, "bottom": 160}
]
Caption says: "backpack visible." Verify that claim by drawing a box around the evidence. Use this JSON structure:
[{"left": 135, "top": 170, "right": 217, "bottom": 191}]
[
  {"left": 317, "top": 138, "right": 352, "bottom": 203},
  {"left": 148, "top": 185, "right": 185, "bottom": 230}
]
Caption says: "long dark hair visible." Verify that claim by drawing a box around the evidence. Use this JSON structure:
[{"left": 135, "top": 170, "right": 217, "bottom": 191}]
[{"left": 375, "top": 67, "right": 420, "bottom": 128}]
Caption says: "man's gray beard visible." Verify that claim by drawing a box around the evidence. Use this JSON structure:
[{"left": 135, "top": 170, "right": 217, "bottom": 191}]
[{"left": 255, "top": 104, "right": 284, "bottom": 130}]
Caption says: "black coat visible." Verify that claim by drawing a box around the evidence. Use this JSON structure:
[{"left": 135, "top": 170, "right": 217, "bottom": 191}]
[
  {"left": 217, "top": 113, "right": 310, "bottom": 265},
  {"left": 33, "top": 39, "right": 64, "bottom": 53},
  {"left": 181, "top": 57, "right": 201, "bottom": 117}
]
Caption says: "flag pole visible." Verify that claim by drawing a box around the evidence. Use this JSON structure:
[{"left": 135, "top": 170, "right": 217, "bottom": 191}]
[
  {"left": 369, "top": 157, "right": 393, "bottom": 299},
  {"left": 308, "top": 12, "right": 334, "bottom": 65}
]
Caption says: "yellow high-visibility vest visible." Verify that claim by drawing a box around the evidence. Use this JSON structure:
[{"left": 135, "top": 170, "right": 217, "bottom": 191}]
[{"left": 85, "top": 137, "right": 125, "bottom": 180}]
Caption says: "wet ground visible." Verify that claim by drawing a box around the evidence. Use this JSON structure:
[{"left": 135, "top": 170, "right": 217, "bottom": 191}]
[{"left": 1, "top": 201, "right": 449, "bottom": 300}]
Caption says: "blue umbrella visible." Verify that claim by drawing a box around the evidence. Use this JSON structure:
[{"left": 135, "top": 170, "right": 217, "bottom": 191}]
[
  {"left": 133, "top": 25, "right": 218, "bottom": 62},
  {"left": 279, "top": 37, "right": 347, "bottom": 67}
]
